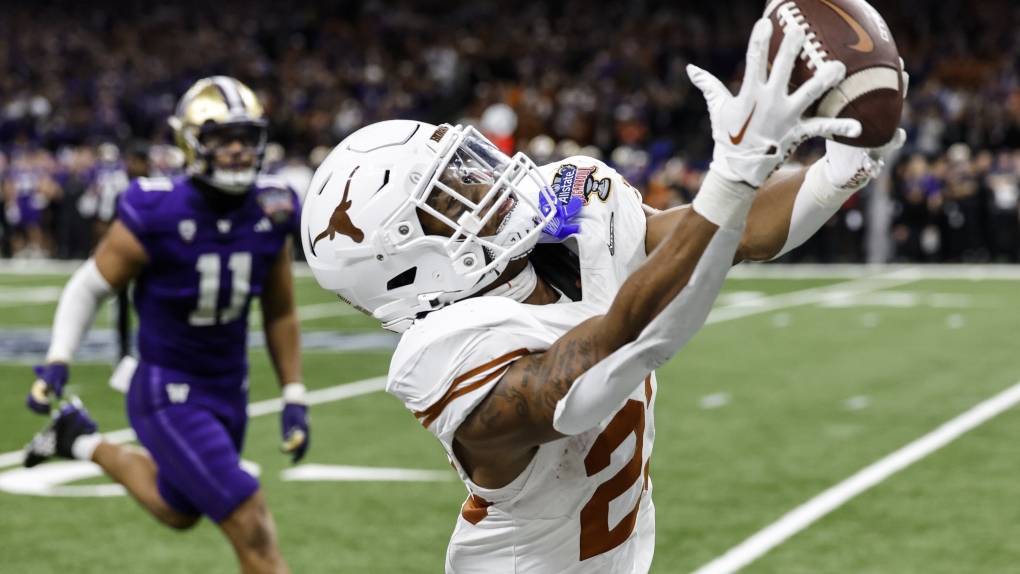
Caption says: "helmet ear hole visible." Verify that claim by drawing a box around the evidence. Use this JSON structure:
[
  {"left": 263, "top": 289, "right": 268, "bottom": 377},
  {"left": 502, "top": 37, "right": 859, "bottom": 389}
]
[{"left": 386, "top": 267, "right": 418, "bottom": 291}]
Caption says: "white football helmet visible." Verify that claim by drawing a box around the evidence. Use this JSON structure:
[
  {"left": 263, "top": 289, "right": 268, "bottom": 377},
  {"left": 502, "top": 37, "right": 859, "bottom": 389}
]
[{"left": 302, "top": 120, "right": 557, "bottom": 332}]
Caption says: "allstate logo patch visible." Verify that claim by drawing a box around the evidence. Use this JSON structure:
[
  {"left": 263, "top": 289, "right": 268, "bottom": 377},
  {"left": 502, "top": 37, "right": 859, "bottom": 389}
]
[{"left": 551, "top": 164, "right": 612, "bottom": 206}]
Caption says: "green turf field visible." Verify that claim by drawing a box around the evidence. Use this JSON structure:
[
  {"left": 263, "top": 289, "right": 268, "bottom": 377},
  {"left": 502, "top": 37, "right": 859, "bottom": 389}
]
[{"left": 1, "top": 264, "right": 1018, "bottom": 573}]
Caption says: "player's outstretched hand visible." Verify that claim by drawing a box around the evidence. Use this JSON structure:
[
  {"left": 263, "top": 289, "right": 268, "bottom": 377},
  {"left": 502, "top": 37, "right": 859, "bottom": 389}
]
[
  {"left": 27, "top": 363, "right": 68, "bottom": 414},
  {"left": 687, "top": 18, "right": 862, "bottom": 188},
  {"left": 281, "top": 402, "right": 310, "bottom": 463}
]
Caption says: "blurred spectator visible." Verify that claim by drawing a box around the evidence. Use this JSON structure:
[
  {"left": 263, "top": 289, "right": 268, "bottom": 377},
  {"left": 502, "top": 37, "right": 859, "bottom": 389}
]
[{"left": 0, "top": 0, "right": 1018, "bottom": 262}]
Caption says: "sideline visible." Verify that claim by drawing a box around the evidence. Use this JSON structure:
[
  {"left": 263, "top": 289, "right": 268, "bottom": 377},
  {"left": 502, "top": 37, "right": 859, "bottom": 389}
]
[{"left": 690, "top": 378, "right": 1020, "bottom": 574}]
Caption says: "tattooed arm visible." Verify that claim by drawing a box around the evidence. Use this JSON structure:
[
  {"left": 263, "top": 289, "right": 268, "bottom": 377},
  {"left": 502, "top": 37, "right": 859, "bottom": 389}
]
[
  {"left": 454, "top": 208, "right": 730, "bottom": 488},
  {"left": 644, "top": 167, "right": 810, "bottom": 263}
]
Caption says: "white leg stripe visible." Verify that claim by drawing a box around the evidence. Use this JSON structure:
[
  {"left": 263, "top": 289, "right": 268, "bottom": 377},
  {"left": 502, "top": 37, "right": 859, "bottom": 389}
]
[
  {"left": 212, "top": 76, "right": 244, "bottom": 112},
  {"left": 817, "top": 67, "right": 901, "bottom": 118}
]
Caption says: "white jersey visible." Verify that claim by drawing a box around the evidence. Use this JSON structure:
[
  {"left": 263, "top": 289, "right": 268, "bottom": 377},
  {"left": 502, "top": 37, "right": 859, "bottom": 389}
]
[{"left": 388, "top": 156, "right": 657, "bottom": 573}]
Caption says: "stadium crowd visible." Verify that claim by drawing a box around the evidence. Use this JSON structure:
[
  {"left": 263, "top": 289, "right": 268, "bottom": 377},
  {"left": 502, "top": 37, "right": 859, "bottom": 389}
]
[{"left": 2, "top": 0, "right": 1018, "bottom": 262}]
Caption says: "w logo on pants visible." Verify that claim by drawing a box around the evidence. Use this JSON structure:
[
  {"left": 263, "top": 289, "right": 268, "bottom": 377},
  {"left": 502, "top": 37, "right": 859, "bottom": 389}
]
[{"left": 167, "top": 384, "right": 190, "bottom": 404}]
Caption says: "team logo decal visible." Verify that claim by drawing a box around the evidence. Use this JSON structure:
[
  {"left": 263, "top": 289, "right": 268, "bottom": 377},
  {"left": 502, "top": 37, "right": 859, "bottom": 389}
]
[
  {"left": 255, "top": 188, "right": 295, "bottom": 225},
  {"left": 551, "top": 164, "right": 613, "bottom": 206},
  {"left": 254, "top": 217, "right": 272, "bottom": 233},
  {"left": 178, "top": 219, "right": 196, "bottom": 243},
  {"left": 310, "top": 182, "right": 364, "bottom": 256},
  {"left": 166, "top": 383, "right": 190, "bottom": 404}
]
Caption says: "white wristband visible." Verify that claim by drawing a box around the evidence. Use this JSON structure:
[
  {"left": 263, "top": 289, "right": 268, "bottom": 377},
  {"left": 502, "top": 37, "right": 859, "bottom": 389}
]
[
  {"left": 692, "top": 169, "right": 756, "bottom": 229},
  {"left": 282, "top": 382, "right": 307, "bottom": 405}
]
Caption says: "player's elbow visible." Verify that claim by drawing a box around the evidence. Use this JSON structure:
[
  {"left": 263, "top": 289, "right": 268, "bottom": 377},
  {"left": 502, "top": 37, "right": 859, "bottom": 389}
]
[{"left": 735, "top": 235, "right": 783, "bottom": 263}]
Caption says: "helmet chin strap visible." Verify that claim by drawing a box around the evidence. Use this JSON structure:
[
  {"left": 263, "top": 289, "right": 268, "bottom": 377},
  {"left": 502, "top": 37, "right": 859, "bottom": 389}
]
[
  {"left": 481, "top": 261, "right": 538, "bottom": 303},
  {"left": 207, "top": 167, "right": 258, "bottom": 194}
]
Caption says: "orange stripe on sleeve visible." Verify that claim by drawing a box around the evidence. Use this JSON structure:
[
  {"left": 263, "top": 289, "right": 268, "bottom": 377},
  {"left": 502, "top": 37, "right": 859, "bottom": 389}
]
[{"left": 414, "top": 348, "right": 530, "bottom": 429}]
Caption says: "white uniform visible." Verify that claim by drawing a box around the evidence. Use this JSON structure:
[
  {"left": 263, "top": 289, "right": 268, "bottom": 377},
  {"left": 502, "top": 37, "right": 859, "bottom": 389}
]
[{"left": 388, "top": 156, "right": 658, "bottom": 573}]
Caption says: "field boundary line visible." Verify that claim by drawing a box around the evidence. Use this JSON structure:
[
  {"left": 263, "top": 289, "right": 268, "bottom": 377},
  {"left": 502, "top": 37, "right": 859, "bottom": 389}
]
[
  {"left": 0, "top": 377, "right": 387, "bottom": 470},
  {"left": 690, "top": 378, "right": 1020, "bottom": 574}
]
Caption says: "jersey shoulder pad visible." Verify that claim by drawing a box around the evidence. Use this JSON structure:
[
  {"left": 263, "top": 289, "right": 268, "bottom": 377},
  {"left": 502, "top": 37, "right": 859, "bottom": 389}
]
[
  {"left": 387, "top": 298, "right": 551, "bottom": 441},
  {"left": 117, "top": 176, "right": 185, "bottom": 233}
]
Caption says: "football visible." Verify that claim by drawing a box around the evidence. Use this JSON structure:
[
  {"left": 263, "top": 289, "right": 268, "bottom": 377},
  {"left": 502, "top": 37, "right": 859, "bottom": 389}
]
[{"left": 765, "top": 0, "right": 904, "bottom": 147}]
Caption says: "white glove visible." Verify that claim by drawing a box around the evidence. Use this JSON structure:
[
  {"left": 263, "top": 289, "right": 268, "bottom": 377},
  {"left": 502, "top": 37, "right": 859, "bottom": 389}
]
[{"left": 688, "top": 19, "right": 862, "bottom": 188}]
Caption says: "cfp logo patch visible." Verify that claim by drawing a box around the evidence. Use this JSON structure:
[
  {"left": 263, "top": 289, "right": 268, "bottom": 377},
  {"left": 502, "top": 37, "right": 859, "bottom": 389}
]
[
  {"left": 178, "top": 219, "right": 196, "bottom": 243},
  {"left": 551, "top": 164, "right": 612, "bottom": 206},
  {"left": 255, "top": 188, "right": 295, "bottom": 224},
  {"left": 166, "top": 383, "right": 190, "bottom": 404}
]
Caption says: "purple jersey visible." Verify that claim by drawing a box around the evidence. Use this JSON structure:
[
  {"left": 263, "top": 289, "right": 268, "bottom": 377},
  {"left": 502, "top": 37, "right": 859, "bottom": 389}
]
[
  {"left": 117, "top": 175, "right": 299, "bottom": 382},
  {"left": 6, "top": 166, "right": 47, "bottom": 226}
]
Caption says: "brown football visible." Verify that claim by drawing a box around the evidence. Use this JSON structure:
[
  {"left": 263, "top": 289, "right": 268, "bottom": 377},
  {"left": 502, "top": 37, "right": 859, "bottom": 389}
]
[{"left": 765, "top": 0, "right": 904, "bottom": 147}]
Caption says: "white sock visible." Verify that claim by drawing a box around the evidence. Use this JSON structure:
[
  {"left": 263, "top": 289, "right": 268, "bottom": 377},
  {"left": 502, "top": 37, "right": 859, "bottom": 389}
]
[{"left": 71, "top": 433, "right": 102, "bottom": 461}]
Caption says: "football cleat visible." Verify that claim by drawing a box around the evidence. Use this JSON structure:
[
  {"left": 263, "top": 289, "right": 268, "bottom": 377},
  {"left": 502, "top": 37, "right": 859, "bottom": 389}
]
[{"left": 23, "top": 396, "right": 99, "bottom": 468}]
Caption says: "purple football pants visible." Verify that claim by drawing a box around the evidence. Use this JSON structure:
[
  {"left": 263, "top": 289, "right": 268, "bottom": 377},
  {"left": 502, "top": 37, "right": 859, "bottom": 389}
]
[{"left": 127, "top": 360, "right": 258, "bottom": 523}]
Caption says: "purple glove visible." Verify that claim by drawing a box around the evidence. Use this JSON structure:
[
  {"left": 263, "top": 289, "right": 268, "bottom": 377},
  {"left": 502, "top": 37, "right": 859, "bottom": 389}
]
[
  {"left": 27, "top": 363, "right": 69, "bottom": 414},
  {"left": 281, "top": 403, "right": 310, "bottom": 463},
  {"left": 539, "top": 191, "right": 583, "bottom": 240}
]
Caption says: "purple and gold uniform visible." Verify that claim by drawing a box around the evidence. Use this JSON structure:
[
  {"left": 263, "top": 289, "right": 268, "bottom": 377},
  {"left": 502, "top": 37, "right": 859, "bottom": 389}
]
[
  {"left": 116, "top": 174, "right": 298, "bottom": 522},
  {"left": 6, "top": 164, "right": 47, "bottom": 229}
]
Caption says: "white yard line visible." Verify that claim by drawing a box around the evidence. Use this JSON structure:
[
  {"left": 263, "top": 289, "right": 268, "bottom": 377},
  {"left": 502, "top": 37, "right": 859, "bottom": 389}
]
[
  {"left": 707, "top": 267, "right": 923, "bottom": 324},
  {"left": 0, "top": 377, "right": 387, "bottom": 470},
  {"left": 281, "top": 464, "right": 454, "bottom": 482},
  {"left": 690, "top": 378, "right": 1020, "bottom": 574},
  {"left": 727, "top": 263, "right": 1020, "bottom": 281}
]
